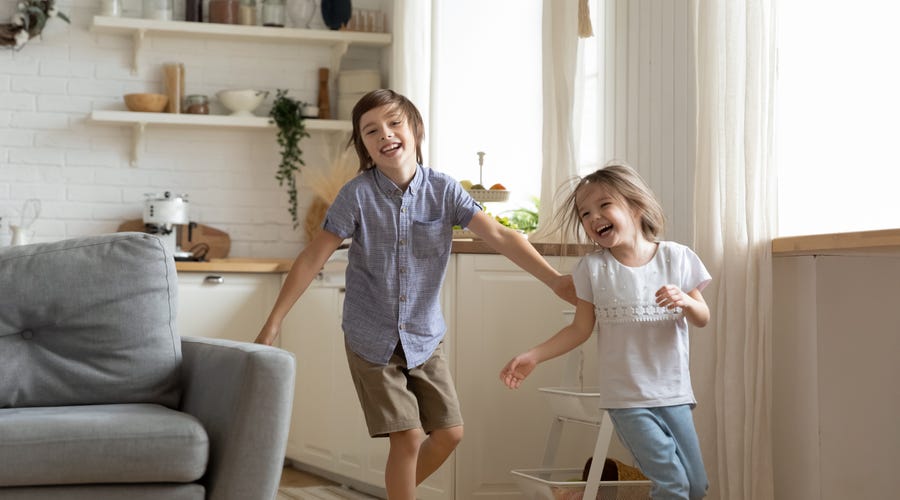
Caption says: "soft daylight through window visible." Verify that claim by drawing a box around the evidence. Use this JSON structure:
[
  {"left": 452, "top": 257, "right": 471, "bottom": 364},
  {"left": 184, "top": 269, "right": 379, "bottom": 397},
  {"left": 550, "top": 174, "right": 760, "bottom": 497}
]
[{"left": 776, "top": 1, "right": 900, "bottom": 236}]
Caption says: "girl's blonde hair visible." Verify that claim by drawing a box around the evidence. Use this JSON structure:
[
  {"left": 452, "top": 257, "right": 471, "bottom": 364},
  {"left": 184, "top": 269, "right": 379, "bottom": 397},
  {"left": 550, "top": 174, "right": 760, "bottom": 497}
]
[
  {"left": 347, "top": 89, "right": 425, "bottom": 172},
  {"left": 556, "top": 161, "right": 666, "bottom": 245}
]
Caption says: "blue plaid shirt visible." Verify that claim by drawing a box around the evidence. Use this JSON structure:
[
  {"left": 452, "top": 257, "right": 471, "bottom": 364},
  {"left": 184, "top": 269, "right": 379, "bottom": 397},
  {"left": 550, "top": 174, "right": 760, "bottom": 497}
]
[{"left": 323, "top": 165, "right": 480, "bottom": 368}]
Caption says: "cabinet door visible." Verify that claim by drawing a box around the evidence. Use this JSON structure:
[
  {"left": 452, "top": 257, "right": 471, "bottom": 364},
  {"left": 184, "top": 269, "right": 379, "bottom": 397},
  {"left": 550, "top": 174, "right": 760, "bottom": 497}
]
[
  {"left": 454, "top": 254, "right": 600, "bottom": 499},
  {"left": 176, "top": 272, "right": 280, "bottom": 343}
]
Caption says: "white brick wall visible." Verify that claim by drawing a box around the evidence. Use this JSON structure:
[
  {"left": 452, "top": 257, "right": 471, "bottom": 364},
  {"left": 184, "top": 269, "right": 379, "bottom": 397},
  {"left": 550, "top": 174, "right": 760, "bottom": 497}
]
[{"left": 1, "top": 0, "right": 388, "bottom": 257}]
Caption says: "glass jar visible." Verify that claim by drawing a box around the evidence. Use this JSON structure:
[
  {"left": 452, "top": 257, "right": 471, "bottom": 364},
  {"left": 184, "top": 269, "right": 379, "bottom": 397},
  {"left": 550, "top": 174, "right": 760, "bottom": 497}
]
[
  {"left": 143, "top": 0, "right": 173, "bottom": 20},
  {"left": 238, "top": 0, "right": 257, "bottom": 26},
  {"left": 209, "top": 0, "right": 239, "bottom": 24},
  {"left": 184, "top": 95, "right": 210, "bottom": 115},
  {"left": 262, "top": 0, "right": 285, "bottom": 27}
]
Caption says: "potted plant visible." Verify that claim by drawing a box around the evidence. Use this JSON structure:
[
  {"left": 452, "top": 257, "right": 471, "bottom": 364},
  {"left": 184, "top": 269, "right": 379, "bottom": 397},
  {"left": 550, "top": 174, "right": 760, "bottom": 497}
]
[
  {"left": 269, "top": 89, "right": 310, "bottom": 228},
  {"left": 1, "top": 0, "right": 69, "bottom": 50}
]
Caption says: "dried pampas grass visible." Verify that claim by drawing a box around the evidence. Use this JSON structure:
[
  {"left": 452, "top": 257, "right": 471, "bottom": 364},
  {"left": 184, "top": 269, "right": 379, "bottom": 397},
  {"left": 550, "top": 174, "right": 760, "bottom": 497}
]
[{"left": 302, "top": 140, "right": 358, "bottom": 241}]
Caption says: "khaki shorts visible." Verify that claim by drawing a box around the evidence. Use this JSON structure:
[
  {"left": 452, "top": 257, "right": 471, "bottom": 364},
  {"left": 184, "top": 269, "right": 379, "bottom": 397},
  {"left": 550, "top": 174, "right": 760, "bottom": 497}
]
[{"left": 345, "top": 340, "right": 463, "bottom": 438}]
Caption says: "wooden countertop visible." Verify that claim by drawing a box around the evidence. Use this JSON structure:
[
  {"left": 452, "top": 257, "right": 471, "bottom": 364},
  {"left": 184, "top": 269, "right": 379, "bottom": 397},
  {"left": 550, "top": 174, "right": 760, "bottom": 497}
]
[
  {"left": 176, "top": 258, "right": 294, "bottom": 273},
  {"left": 772, "top": 228, "right": 900, "bottom": 256},
  {"left": 175, "top": 240, "right": 592, "bottom": 273}
]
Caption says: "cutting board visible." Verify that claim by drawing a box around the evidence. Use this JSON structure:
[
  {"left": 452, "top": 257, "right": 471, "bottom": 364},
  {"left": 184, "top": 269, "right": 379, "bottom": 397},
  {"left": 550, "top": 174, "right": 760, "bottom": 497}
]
[{"left": 117, "top": 220, "right": 231, "bottom": 260}]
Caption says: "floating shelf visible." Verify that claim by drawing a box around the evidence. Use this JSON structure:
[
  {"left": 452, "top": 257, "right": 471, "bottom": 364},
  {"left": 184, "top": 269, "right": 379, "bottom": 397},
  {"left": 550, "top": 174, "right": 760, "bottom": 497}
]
[
  {"left": 89, "top": 15, "right": 392, "bottom": 75},
  {"left": 89, "top": 110, "right": 351, "bottom": 166}
]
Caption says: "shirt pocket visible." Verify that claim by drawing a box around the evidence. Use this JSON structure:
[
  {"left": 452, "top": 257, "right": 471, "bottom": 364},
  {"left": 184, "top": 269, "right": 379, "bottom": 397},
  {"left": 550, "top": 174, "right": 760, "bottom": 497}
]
[{"left": 412, "top": 219, "right": 448, "bottom": 259}]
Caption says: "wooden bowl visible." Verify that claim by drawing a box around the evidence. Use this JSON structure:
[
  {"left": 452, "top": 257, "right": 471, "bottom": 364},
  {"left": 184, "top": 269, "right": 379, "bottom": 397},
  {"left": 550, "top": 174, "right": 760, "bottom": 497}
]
[{"left": 124, "top": 93, "right": 169, "bottom": 113}]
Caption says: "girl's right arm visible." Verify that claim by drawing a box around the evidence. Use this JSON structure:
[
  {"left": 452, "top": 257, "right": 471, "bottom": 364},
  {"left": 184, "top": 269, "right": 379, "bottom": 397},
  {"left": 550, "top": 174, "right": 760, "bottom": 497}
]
[
  {"left": 255, "top": 229, "right": 345, "bottom": 345},
  {"left": 500, "top": 298, "right": 596, "bottom": 389}
]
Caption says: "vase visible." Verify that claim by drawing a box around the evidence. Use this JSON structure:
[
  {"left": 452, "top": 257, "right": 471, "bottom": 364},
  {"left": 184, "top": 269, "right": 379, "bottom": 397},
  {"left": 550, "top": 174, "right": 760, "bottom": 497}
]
[{"left": 286, "top": 0, "right": 315, "bottom": 29}]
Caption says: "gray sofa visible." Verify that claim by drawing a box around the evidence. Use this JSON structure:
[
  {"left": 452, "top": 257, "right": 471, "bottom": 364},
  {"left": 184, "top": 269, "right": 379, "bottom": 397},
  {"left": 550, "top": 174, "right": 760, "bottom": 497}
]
[{"left": 0, "top": 233, "right": 296, "bottom": 500}]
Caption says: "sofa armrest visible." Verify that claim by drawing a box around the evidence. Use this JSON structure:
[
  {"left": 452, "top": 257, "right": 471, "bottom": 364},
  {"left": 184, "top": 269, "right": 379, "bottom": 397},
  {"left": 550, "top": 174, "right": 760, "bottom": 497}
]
[{"left": 179, "top": 336, "right": 295, "bottom": 500}]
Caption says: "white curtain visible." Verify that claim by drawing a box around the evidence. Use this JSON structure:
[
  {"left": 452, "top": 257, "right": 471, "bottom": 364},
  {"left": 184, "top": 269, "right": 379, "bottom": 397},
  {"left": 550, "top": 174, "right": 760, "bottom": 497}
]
[
  {"left": 528, "top": 0, "right": 581, "bottom": 243},
  {"left": 390, "top": 0, "right": 432, "bottom": 159},
  {"left": 692, "top": 1, "right": 776, "bottom": 499}
]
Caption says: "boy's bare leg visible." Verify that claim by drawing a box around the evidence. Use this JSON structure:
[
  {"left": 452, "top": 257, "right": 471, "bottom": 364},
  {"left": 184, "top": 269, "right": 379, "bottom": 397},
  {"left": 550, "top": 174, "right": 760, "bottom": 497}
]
[
  {"left": 386, "top": 429, "right": 423, "bottom": 500},
  {"left": 415, "top": 425, "right": 464, "bottom": 485},
  {"left": 386, "top": 426, "right": 464, "bottom": 499}
]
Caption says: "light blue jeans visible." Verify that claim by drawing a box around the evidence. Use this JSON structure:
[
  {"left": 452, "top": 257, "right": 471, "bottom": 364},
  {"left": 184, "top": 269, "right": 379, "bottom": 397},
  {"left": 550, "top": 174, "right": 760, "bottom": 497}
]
[{"left": 607, "top": 405, "right": 708, "bottom": 500}]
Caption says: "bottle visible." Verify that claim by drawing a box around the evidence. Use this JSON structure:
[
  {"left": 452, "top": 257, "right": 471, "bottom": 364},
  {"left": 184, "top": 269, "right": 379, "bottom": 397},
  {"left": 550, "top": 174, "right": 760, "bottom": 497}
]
[
  {"left": 238, "top": 0, "right": 257, "bottom": 25},
  {"left": 185, "top": 95, "right": 210, "bottom": 115},
  {"left": 163, "top": 63, "right": 185, "bottom": 113},
  {"left": 262, "top": 0, "right": 285, "bottom": 27},
  {"left": 185, "top": 0, "right": 202, "bottom": 22},
  {"left": 209, "top": 0, "right": 239, "bottom": 24}
]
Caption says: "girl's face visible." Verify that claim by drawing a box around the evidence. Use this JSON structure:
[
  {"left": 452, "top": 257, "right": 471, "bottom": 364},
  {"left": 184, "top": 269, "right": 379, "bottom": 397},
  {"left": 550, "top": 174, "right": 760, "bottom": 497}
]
[
  {"left": 359, "top": 104, "right": 417, "bottom": 175},
  {"left": 575, "top": 182, "right": 643, "bottom": 248}
]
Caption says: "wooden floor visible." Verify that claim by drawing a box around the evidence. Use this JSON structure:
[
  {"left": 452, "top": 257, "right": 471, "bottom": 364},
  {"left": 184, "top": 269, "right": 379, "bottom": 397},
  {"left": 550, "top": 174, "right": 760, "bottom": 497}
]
[{"left": 279, "top": 465, "right": 338, "bottom": 488}]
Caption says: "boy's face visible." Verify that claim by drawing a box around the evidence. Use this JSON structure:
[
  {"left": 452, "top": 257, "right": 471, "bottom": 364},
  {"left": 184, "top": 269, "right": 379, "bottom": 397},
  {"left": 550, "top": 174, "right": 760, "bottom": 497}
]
[{"left": 359, "top": 104, "right": 417, "bottom": 175}]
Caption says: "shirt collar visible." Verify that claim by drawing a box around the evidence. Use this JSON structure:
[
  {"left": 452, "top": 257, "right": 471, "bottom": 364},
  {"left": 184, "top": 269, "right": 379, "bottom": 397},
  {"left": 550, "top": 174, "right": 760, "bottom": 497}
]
[{"left": 372, "top": 164, "right": 423, "bottom": 197}]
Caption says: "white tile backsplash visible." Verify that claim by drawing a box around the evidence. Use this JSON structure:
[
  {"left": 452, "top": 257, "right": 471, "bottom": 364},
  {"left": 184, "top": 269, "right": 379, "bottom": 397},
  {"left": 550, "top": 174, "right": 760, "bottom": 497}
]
[{"left": 0, "top": 0, "right": 388, "bottom": 256}]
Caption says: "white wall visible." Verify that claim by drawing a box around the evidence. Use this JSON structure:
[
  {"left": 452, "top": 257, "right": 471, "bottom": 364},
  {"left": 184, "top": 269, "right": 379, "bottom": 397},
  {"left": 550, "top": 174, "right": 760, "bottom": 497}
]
[
  {"left": 0, "top": 0, "right": 385, "bottom": 257},
  {"left": 603, "top": 0, "right": 695, "bottom": 246},
  {"left": 773, "top": 254, "right": 900, "bottom": 500}
]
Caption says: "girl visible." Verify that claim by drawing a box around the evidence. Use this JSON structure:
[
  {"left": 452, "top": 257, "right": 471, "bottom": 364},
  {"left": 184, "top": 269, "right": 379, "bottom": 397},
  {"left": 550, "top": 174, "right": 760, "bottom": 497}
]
[
  {"left": 257, "top": 89, "right": 575, "bottom": 500},
  {"left": 500, "top": 162, "right": 711, "bottom": 499}
]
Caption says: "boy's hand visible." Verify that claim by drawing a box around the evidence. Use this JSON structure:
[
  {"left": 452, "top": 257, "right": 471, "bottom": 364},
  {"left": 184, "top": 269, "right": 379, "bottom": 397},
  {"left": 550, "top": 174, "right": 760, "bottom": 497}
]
[
  {"left": 551, "top": 274, "right": 577, "bottom": 305},
  {"left": 500, "top": 353, "right": 537, "bottom": 389}
]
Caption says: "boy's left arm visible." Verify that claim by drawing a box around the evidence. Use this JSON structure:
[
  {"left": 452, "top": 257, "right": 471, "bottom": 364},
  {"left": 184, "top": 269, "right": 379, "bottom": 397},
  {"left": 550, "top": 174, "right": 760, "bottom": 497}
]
[{"left": 466, "top": 211, "right": 577, "bottom": 305}]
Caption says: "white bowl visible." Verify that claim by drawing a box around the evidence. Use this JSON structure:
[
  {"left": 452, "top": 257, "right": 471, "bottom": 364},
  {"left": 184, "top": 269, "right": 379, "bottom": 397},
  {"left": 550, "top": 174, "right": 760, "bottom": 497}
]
[{"left": 217, "top": 89, "right": 268, "bottom": 117}]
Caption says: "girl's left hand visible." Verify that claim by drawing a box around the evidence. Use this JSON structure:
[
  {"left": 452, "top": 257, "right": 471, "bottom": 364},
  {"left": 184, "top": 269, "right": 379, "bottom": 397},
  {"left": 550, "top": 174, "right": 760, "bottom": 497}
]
[{"left": 655, "top": 284, "right": 687, "bottom": 310}]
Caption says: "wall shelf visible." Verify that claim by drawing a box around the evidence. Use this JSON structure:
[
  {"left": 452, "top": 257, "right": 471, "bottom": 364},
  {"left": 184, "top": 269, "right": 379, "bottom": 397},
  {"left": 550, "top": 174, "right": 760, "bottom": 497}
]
[
  {"left": 89, "top": 110, "right": 351, "bottom": 166},
  {"left": 89, "top": 16, "right": 392, "bottom": 75}
]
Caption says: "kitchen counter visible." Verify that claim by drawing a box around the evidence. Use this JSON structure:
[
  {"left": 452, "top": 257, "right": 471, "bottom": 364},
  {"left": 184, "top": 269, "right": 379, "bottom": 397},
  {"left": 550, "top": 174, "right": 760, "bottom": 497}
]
[
  {"left": 175, "top": 240, "right": 593, "bottom": 273},
  {"left": 772, "top": 228, "right": 900, "bottom": 256},
  {"left": 176, "top": 258, "right": 294, "bottom": 273}
]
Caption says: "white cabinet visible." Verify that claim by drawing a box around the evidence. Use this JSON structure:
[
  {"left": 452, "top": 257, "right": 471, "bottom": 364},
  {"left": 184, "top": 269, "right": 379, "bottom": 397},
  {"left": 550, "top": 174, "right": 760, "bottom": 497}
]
[
  {"left": 176, "top": 271, "right": 280, "bottom": 342},
  {"left": 283, "top": 260, "right": 454, "bottom": 499},
  {"left": 453, "top": 254, "right": 604, "bottom": 499}
]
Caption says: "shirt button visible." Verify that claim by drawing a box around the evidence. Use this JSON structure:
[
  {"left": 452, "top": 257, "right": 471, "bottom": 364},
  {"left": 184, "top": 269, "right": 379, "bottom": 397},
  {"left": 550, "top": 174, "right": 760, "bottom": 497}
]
[
  {"left": 401, "top": 207, "right": 407, "bottom": 213},
  {"left": 400, "top": 267, "right": 406, "bottom": 273},
  {"left": 399, "top": 324, "right": 405, "bottom": 330},
  {"left": 400, "top": 295, "right": 406, "bottom": 302},
  {"left": 399, "top": 239, "right": 406, "bottom": 246}
]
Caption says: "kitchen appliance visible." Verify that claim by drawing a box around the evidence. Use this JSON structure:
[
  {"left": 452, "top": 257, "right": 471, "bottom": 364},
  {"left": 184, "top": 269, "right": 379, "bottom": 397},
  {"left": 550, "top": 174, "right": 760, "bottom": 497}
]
[{"left": 143, "top": 191, "right": 194, "bottom": 260}]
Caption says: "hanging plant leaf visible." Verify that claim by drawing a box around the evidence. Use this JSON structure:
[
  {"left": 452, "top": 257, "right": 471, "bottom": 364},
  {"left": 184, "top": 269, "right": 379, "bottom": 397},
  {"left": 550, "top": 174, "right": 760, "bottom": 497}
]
[
  {"left": 269, "top": 89, "right": 310, "bottom": 229},
  {"left": 321, "top": 0, "right": 351, "bottom": 30}
]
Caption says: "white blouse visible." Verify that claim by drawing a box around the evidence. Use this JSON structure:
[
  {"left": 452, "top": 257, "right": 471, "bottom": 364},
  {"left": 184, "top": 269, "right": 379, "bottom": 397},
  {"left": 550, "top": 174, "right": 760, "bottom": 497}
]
[{"left": 573, "top": 241, "right": 711, "bottom": 409}]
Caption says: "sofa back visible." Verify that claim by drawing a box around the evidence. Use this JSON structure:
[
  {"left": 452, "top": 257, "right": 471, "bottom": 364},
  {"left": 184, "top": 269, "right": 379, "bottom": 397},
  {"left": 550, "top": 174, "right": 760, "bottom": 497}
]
[{"left": 0, "top": 233, "right": 181, "bottom": 408}]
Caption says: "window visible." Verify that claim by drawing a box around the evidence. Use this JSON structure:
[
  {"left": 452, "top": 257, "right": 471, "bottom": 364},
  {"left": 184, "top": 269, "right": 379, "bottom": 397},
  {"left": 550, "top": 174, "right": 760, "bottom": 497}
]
[
  {"left": 776, "top": 1, "right": 900, "bottom": 236},
  {"left": 432, "top": 0, "right": 543, "bottom": 214}
]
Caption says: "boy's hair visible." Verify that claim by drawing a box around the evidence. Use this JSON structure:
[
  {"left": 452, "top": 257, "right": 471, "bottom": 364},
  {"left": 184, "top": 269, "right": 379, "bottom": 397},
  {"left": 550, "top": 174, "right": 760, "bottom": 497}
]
[
  {"left": 558, "top": 161, "right": 666, "bottom": 244},
  {"left": 348, "top": 89, "right": 425, "bottom": 172}
]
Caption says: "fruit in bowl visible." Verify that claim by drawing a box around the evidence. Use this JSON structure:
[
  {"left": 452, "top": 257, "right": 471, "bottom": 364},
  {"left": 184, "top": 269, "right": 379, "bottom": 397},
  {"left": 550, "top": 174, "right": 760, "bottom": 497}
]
[
  {"left": 490, "top": 183, "right": 507, "bottom": 190},
  {"left": 123, "top": 93, "right": 169, "bottom": 113},
  {"left": 217, "top": 89, "right": 269, "bottom": 116}
]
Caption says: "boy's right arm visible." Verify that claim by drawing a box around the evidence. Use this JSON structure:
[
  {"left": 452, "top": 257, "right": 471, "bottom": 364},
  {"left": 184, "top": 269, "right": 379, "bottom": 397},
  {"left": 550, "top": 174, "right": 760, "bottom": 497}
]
[
  {"left": 255, "top": 230, "right": 345, "bottom": 345},
  {"left": 500, "top": 298, "right": 596, "bottom": 389}
]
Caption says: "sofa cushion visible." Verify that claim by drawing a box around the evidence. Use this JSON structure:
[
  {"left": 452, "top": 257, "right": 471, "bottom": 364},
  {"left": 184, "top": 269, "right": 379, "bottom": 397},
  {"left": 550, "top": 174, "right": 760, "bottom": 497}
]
[
  {"left": 0, "top": 404, "right": 209, "bottom": 487},
  {"left": 0, "top": 233, "right": 181, "bottom": 408}
]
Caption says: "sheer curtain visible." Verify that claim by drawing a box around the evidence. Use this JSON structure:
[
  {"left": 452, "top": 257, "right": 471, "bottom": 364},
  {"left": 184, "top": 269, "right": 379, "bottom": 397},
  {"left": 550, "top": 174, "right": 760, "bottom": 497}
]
[
  {"left": 692, "top": 1, "right": 776, "bottom": 499},
  {"left": 528, "top": 0, "right": 581, "bottom": 243}
]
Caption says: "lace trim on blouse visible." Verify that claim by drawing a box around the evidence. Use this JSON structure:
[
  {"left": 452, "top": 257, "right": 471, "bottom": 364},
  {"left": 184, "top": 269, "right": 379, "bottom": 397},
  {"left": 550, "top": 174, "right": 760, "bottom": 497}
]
[{"left": 594, "top": 302, "right": 682, "bottom": 324}]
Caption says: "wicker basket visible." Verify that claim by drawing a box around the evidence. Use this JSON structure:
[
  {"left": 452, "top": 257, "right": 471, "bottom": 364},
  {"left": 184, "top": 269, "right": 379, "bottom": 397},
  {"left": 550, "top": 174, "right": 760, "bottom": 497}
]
[{"left": 467, "top": 189, "right": 510, "bottom": 203}]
